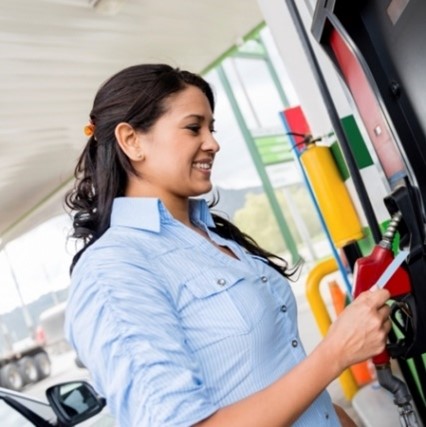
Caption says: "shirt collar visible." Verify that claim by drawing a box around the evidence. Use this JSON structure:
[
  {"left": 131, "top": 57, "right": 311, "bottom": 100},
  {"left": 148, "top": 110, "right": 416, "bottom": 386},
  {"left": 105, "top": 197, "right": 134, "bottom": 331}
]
[{"left": 110, "top": 197, "right": 215, "bottom": 232}]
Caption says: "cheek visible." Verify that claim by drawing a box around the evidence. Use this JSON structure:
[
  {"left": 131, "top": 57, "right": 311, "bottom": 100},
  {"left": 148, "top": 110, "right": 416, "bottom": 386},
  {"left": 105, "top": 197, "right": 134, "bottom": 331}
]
[
  {"left": 144, "top": 143, "right": 195, "bottom": 180},
  {"left": 157, "top": 158, "right": 188, "bottom": 182}
]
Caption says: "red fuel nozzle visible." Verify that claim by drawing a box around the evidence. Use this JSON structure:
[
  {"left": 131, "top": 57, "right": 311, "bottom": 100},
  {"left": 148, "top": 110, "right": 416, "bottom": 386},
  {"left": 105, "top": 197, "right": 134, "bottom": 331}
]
[
  {"left": 352, "top": 213, "right": 419, "bottom": 425},
  {"left": 353, "top": 242, "right": 411, "bottom": 365},
  {"left": 353, "top": 244, "right": 411, "bottom": 298}
]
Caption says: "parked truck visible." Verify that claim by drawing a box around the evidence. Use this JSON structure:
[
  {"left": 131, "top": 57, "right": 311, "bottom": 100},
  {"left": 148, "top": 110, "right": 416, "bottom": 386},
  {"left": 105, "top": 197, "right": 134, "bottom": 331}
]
[{"left": 0, "top": 328, "right": 51, "bottom": 391}]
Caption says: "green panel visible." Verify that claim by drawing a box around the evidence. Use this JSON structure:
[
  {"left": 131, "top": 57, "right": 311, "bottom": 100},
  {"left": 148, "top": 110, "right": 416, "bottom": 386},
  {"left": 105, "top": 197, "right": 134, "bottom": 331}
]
[
  {"left": 405, "top": 357, "right": 426, "bottom": 404},
  {"left": 329, "top": 115, "right": 375, "bottom": 182},
  {"left": 341, "top": 115, "right": 374, "bottom": 169},
  {"left": 254, "top": 134, "right": 293, "bottom": 166}
]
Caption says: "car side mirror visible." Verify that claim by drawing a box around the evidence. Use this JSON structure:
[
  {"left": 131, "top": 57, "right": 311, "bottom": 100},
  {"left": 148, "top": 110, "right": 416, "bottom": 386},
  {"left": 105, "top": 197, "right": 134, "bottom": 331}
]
[{"left": 46, "top": 381, "right": 106, "bottom": 427}]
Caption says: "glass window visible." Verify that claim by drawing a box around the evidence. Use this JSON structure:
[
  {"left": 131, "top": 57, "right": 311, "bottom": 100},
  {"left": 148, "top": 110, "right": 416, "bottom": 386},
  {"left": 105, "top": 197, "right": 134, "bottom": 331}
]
[
  {"left": 204, "top": 70, "right": 261, "bottom": 190},
  {"left": 232, "top": 57, "right": 284, "bottom": 129},
  {"left": 260, "top": 28, "right": 299, "bottom": 106}
]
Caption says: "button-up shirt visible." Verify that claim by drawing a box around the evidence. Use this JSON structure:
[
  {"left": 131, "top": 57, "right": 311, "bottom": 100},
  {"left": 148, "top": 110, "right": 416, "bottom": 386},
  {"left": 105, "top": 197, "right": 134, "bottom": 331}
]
[{"left": 65, "top": 197, "right": 339, "bottom": 427}]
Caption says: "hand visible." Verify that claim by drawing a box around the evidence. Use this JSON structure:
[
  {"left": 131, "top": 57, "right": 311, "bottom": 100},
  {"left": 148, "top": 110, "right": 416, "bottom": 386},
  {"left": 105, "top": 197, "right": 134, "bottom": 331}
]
[
  {"left": 324, "top": 288, "right": 391, "bottom": 372},
  {"left": 333, "top": 404, "right": 358, "bottom": 427}
]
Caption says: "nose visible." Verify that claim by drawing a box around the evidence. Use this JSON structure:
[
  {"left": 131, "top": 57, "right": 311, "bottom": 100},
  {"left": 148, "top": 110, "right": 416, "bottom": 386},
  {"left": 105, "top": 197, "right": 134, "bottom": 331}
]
[{"left": 202, "top": 132, "right": 220, "bottom": 153}]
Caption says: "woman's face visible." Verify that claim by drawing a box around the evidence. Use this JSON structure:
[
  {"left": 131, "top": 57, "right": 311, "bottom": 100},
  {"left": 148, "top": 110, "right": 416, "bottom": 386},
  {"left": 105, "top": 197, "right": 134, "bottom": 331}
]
[{"left": 134, "top": 85, "right": 220, "bottom": 202}]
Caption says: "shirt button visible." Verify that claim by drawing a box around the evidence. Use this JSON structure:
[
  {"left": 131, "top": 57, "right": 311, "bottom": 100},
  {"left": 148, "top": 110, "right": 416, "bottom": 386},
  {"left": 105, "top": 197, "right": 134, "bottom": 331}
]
[
  {"left": 260, "top": 275, "right": 268, "bottom": 283},
  {"left": 217, "top": 278, "right": 227, "bottom": 286},
  {"left": 280, "top": 305, "right": 287, "bottom": 313},
  {"left": 291, "top": 339, "right": 298, "bottom": 348},
  {"left": 325, "top": 413, "right": 329, "bottom": 419}
]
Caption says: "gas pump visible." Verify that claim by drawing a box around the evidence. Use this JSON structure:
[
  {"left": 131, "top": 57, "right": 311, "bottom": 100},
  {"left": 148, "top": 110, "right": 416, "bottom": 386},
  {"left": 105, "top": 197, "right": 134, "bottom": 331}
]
[
  {"left": 281, "top": 0, "right": 426, "bottom": 424},
  {"left": 353, "top": 180, "right": 426, "bottom": 424},
  {"left": 286, "top": 123, "right": 426, "bottom": 425},
  {"left": 352, "top": 197, "right": 426, "bottom": 426},
  {"left": 281, "top": 0, "right": 426, "bottom": 423}
]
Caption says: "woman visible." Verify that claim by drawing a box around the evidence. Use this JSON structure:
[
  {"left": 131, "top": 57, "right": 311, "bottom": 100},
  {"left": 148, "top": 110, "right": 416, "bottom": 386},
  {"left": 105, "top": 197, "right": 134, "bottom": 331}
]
[{"left": 65, "top": 64, "right": 391, "bottom": 426}]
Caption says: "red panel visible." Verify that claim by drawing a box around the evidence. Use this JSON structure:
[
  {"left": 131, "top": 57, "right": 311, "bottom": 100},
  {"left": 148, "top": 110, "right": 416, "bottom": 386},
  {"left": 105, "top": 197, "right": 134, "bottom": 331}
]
[
  {"left": 328, "top": 29, "right": 404, "bottom": 180},
  {"left": 282, "top": 106, "right": 312, "bottom": 153}
]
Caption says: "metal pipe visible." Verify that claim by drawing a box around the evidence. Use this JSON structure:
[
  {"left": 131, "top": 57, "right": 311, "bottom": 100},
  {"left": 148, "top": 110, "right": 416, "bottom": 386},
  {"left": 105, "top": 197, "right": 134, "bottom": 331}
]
[{"left": 376, "top": 366, "right": 420, "bottom": 426}]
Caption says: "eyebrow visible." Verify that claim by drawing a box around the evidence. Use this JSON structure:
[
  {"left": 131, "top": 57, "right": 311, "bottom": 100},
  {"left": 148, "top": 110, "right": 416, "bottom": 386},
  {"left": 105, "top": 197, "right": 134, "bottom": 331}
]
[{"left": 184, "top": 114, "right": 215, "bottom": 125}]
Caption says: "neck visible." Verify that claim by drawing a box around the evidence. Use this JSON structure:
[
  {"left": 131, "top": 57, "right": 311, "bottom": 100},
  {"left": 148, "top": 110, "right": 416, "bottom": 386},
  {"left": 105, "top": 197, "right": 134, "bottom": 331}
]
[
  {"left": 125, "top": 179, "right": 193, "bottom": 227},
  {"left": 167, "top": 198, "right": 192, "bottom": 227}
]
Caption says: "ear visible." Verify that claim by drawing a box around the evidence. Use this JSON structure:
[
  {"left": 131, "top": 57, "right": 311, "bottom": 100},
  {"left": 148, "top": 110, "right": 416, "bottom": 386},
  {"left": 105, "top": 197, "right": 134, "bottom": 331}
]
[{"left": 115, "top": 122, "right": 145, "bottom": 161}]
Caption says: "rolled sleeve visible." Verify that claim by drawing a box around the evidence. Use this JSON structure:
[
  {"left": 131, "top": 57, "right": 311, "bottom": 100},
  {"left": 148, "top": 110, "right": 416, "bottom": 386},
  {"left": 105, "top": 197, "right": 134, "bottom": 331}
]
[{"left": 65, "top": 247, "right": 218, "bottom": 427}]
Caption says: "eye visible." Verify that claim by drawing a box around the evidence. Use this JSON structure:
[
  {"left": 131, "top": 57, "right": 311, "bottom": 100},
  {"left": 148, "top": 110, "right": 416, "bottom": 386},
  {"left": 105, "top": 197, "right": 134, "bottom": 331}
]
[
  {"left": 186, "top": 125, "right": 200, "bottom": 134},
  {"left": 210, "top": 127, "right": 216, "bottom": 134}
]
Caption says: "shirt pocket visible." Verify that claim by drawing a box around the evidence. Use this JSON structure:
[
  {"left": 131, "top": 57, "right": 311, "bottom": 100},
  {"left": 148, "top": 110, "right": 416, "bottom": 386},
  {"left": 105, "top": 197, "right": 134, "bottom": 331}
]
[{"left": 180, "top": 267, "right": 267, "bottom": 351}]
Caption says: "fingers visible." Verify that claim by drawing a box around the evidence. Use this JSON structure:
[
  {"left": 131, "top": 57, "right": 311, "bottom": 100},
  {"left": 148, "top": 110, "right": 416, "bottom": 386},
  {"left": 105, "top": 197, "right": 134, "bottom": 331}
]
[
  {"left": 326, "top": 286, "right": 393, "bottom": 368},
  {"left": 377, "top": 304, "right": 391, "bottom": 318},
  {"left": 378, "top": 304, "right": 392, "bottom": 334},
  {"left": 358, "top": 289, "right": 391, "bottom": 332},
  {"left": 358, "top": 288, "right": 390, "bottom": 308},
  {"left": 383, "top": 317, "right": 392, "bottom": 334}
]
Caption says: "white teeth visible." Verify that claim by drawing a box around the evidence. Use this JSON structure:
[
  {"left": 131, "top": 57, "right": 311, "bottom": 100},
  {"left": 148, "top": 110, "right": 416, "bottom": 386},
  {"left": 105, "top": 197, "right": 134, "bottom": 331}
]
[{"left": 193, "top": 162, "right": 212, "bottom": 169}]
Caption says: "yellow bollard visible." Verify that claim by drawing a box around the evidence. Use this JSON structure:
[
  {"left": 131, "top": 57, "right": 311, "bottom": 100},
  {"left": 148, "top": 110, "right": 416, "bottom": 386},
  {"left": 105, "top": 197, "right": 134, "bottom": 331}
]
[{"left": 305, "top": 257, "right": 358, "bottom": 400}]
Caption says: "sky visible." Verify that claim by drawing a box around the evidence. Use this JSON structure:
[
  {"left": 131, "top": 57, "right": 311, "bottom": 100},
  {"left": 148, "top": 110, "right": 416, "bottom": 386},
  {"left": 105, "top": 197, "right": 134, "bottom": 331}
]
[
  {"left": 0, "top": 215, "right": 74, "bottom": 314},
  {"left": 0, "top": 27, "right": 302, "bottom": 317}
]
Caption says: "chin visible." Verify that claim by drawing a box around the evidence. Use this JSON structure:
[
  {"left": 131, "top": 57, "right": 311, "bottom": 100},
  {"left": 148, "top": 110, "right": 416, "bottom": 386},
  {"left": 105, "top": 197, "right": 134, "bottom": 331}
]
[{"left": 191, "top": 184, "right": 213, "bottom": 197}]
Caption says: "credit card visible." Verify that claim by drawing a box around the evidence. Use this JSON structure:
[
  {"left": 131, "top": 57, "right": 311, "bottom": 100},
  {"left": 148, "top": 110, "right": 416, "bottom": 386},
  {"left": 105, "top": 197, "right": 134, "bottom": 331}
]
[{"left": 374, "top": 250, "right": 409, "bottom": 289}]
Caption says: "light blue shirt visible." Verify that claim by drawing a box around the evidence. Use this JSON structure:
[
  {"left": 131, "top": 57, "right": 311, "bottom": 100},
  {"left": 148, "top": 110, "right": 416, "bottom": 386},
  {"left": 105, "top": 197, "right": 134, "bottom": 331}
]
[{"left": 65, "top": 197, "right": 339, "bottom": 427}]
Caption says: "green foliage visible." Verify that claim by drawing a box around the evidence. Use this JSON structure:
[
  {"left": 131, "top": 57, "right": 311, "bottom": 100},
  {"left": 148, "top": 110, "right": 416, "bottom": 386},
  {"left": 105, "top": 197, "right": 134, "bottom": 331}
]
[
  {"left": 233, "top": 184, "right": 325, "bottom": 254},
  {"left": 234, "top": 192, "right": 285, "bottom": 254}
]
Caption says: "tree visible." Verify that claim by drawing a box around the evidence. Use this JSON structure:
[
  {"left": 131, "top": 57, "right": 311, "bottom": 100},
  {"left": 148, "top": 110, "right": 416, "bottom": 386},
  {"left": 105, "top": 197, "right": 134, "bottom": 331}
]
[
  {"left": 234, "top": 192, "right": 286, "bottom": 254},
  {"left": 233, "top": 185, "right": 325, "bottom": 256}
]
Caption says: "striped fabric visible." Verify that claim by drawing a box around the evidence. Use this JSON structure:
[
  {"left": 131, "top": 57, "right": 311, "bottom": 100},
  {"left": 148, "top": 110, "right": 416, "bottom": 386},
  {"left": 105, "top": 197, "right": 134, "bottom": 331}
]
[{"left": 65, "top": 197, "right": 339, "bottom": 427}]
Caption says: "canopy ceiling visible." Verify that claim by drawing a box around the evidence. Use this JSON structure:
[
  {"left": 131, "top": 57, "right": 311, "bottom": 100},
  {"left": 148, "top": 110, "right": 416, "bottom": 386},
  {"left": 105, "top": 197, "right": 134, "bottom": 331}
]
[{"left": 0, "top": 0, "right": 263, "bottom": 248}]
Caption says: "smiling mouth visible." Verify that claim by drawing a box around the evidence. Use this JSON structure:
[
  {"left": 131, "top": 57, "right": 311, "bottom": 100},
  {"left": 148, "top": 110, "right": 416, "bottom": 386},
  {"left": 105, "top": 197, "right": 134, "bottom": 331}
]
[{"left": 192, "top": 161, "right": 213, "bottom": 171}]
